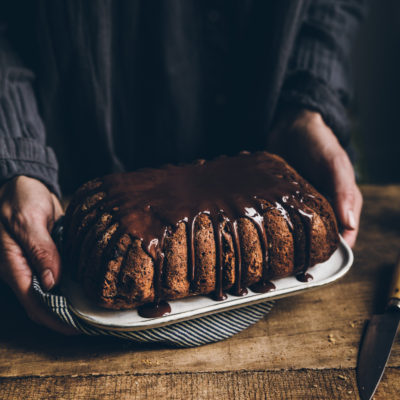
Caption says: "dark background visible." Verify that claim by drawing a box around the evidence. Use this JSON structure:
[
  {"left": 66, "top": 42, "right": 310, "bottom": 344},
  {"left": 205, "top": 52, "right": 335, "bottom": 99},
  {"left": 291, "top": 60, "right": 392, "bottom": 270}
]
[{"left": 353, "top": 0, "right": 400, "bottom": 183}]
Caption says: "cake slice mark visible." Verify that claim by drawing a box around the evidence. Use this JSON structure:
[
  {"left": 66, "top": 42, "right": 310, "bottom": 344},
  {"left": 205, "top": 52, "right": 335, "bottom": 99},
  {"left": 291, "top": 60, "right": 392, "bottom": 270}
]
[
  {"left": 189, "top": 214, "right": 215, "bottom": 295},
  {"left": 229, "top": 220, "right": 245, "bottom": 296},
  {"left": 296, "top": 201, "right": 329, "bottom": 273},
  {"left": 221, "top": 221, "right": 236, "bottom": 291},
  {"left": 162, "top": 222, "right": 190, "bottom": 300},
  {"left": 266, "top": 158, "right": 317, "bottom": 278},
  {"left": 115, "top": 239, "right": 156, "bottom": 309},
  {"left": 185, "top": 213, "right": 236, "bottom": 298},
  {"left": 67, "top": 190, "right": 106, "bottom": 234},
  {"left": 247, "top": 214, "right": 274, "bottom": 293},
  {"left": 247, "top": 212, "right": 269, "bottom": 283},
  {"left": 194, "top": 212, "right": 241, "bottom": 301},
  {"left": 63, "top": 178, "right": 103, "bottom": 233},
  {"left": 70, "top": 199, "right": 117, "bottom": 278},
  {"left": 103, "top": 233, "right": 131, "bottom": 295},
  {"left": 67, "top": 206, "right": 98, "bottom": 276},
  {"left": 66, "top": 191, "right": 106, "bottom": 262},
  {"left": 102, "top": 235, "right": 149, "bottom": 306},
  {"left": 234, "top": 217, "right": 263, "bottom": 293},
  {"left": 95, "top": 226, "right": 128, "bottom": 301},
  {"left": 210, "top": 213, "right": 227, "bottom": 301},
  {"left": 302, "top": 191, "right": 340, "bottom": 259},
  {"left": 254, "top": 202, "right": 294, "bottom": 284},
  {"left": 276, "top": 157, "right": 339, "bottom": 260},
  {"left": 85, "top": 222, "right": 118, "bottom": 296},
  {"left": 137, "top": 233, "right": 171, "bottom": 318},
  {"left": 289, "top": 179, "right": 338, "bottom": 266},
  {"left": 99, "top": 235, "right": 136, "bottom": 308},
  {"left": 76, "top": 212, "right": 114, "bottom": 282},
  {"left": 69, "top": 207, "right": 102, "bottom": 276},
  {"left": 283, "top": 202, "right": 307, "bottom": 274},
  {"left": 278, "top": 194, "right": 315, "bottom": 279}
]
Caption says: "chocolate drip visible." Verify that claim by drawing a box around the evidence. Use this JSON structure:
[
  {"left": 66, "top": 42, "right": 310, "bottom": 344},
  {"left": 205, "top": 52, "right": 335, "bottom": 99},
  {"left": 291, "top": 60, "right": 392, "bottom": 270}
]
[
  {"left": 153, "top": 243, "right": 166, "bottom": 304},
  {"left": 211, "top": 214, "right": 227, "bottom": 301},
  {"left": 296, "top": 272, "right": 313, "bottom": 282},
  {"left": 279, "top": 196, "right": 314, "bottom": 278},
  {"left": 91, "top": 152, "right": 316, "bottom": 312},
  {"left": 297, "top": 208, "right": 314, "bottom": 275},
  {"left": 250, "top": 280, "right": 276, "bottom": 293},
  {"left": 246, "top": 205, "right": 269, "bottom": 292},
  {"left": 138, "top": 301, "right": 171, "bottom": 318}
]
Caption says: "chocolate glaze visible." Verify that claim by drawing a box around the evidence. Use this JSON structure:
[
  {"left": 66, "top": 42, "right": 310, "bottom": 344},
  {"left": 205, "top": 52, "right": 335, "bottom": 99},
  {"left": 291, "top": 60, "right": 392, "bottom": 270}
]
[
  {"left": 89, "top": 152, "right": 314, "bottom": 314},
  {"left": 211, "top": 215, "right": 227, "bottom": 301},
  {"left": 138, "top": 300, "right": 171, "bottom": 318},
  {"left": 296, "top": 272, "right": 313, "bottom": 282},
  {"left": 250, "top": 281, "right": 276, "bottom": 293}
]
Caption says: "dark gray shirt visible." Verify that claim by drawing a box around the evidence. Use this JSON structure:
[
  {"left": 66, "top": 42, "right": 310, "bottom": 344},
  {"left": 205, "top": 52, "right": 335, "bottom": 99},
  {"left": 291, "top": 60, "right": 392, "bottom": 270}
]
[{"left": 0, "top": 0, "right": 366, "bottom": 196}]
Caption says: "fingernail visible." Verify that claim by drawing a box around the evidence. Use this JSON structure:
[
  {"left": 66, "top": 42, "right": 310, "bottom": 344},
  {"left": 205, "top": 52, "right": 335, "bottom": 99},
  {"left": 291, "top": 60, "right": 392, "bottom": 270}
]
[
  {"left": 42, "top": 269, "right": 55, "bottom": 290},
  {"left": 347, "top": 210, "right": 356, "bottom": 230}
]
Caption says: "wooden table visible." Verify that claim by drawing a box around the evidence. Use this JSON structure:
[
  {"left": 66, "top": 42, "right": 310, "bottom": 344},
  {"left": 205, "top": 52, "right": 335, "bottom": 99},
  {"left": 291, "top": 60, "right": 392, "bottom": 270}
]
[{"left": 0, "top": 185, "right": 399, "bottom": 399}]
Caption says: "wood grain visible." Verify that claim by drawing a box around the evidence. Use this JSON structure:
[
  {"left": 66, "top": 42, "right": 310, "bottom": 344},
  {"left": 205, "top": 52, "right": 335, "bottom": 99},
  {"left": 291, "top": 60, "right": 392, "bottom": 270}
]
[
  {"left": 0, "top": 262, "right": 381, "bottom": 377},
  {"left": 1, "top": 369, "right": 399, "bottom": 400},
  {"left": 0, "top": 185, "right": 399, "bottom": 398}
]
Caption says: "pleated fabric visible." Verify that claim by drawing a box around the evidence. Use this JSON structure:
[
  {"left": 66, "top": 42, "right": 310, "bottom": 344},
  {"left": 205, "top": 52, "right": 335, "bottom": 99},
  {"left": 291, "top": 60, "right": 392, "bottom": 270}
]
[
  {"left": 30, "top": 219, "right": 274, "bottom": 348},
  {"left": 32, "top": 275, "right": 274, "bottom": 348}
]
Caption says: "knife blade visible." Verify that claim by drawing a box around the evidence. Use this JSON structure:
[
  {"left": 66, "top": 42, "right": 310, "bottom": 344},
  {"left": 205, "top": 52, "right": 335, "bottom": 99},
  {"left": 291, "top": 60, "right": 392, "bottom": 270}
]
[{"left": 357, "top": 255, "right": 400, "bottom": 400}]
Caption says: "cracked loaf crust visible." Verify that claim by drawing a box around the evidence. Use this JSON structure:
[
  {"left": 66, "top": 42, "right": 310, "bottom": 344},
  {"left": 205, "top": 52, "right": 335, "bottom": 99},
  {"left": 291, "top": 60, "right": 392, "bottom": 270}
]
[{"left": 63, "top": 152, "right": 340, "bottom": 311}]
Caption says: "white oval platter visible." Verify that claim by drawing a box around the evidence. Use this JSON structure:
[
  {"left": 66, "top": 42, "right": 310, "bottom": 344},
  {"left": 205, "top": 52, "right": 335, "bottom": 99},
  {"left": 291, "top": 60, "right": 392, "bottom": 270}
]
[{"left": 63, "top": 236, "right": 353, "bottom": 332}]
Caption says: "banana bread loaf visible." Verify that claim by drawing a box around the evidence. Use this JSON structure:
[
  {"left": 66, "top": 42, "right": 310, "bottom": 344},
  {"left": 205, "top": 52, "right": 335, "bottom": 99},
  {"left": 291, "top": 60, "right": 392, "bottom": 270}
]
[{"left": 63, "top": 152, "right": 340, "bottom": 314}]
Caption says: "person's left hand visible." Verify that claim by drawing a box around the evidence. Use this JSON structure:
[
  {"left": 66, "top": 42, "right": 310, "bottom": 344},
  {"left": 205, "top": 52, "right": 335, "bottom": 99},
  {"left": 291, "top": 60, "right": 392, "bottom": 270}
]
[
  {"left": 268, "top": 109, "right": 363, "bottom": 248},
  {"left": 0, "top": 176, "right": 78, "bottom": 334}
]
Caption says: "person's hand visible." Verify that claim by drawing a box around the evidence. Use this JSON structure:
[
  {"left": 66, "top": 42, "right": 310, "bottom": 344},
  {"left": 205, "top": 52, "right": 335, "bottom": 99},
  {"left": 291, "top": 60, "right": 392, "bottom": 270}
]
[
  {"left": 268, "top": 109, "right": 363, "bottom": 248},
  {"left": 0, "top": 176, "right": 78, "bottom": 334}
]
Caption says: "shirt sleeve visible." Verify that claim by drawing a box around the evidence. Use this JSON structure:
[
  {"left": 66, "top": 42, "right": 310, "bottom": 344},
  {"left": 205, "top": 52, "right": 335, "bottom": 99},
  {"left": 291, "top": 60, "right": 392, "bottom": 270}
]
[
  {"left": 277, "top": 0, "right": 368, "bottom": 147},
  {"left": 0, "top": 27, "right": 60, "bottom": 197}
]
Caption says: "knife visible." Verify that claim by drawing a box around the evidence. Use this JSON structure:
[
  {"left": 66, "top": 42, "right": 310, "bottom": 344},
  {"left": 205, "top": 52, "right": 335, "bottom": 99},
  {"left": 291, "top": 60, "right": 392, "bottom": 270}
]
[{"left": 357, "top": 254, "right": 400, "bottom": 400}]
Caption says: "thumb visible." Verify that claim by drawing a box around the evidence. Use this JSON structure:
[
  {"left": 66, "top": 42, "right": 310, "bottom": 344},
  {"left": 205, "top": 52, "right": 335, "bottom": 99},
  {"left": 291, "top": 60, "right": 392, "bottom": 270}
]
[
  {"left": 328, "top": 152, "right": 362, "bottom": 247},
  {"left": 330, "top": 153, "right": 357, "bottom": 230},
  {"left": 51, "top": 194, "right": 64, "bottom": 220},
  {"left": 17, "top": 222, "right": 61, "bottom": 291}
]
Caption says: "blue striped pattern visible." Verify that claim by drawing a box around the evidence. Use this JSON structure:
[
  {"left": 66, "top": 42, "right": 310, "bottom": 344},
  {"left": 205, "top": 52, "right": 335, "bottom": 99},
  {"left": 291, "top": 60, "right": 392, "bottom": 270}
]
[
  {"left": 32, "top": 276, "right": 274, "bottom": 347},
  {"left": 35, "top": 219, "right": 274, "bottom": 347}
]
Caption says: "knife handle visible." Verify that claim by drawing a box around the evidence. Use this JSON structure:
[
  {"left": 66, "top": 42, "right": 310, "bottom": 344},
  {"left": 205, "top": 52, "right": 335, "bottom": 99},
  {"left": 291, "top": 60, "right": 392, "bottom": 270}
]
[{"left": 388, "top": 254, "right": 400, "bottom": 309}]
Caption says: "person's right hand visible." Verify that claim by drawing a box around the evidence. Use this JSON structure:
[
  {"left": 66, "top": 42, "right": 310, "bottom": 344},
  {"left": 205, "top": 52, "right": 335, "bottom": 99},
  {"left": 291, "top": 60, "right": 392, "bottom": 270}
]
[
  {"left": 0, "top": 176, "right": 78, "bottom": 334},
  {"left": 268, "top": 109, "right": 363, "bottom": 248}
]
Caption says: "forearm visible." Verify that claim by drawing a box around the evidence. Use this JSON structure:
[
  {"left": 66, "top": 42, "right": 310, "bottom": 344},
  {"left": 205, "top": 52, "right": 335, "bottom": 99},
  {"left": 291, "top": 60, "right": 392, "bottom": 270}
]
[
  {"left": 0, "top": 35, "right": 60, "bottom": 196},
  {"left": 277, "top": 0, "right": 368, "bottom": 147}
]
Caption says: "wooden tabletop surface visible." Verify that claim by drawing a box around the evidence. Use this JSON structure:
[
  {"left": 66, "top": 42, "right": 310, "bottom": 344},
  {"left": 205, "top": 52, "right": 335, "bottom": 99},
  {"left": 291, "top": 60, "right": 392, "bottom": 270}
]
[{"left": 0, "top": 185, "right": 399, "bottom": 400}]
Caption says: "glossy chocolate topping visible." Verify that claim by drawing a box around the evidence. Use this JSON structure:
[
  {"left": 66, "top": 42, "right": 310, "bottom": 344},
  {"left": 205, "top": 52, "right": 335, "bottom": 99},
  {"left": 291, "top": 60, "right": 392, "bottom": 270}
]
[
  {"left": 296, "top": 272, "right": 313, "bottom": 283},
  {"left": 91, "top": 152, "right": 314, "bottom": 315}
]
